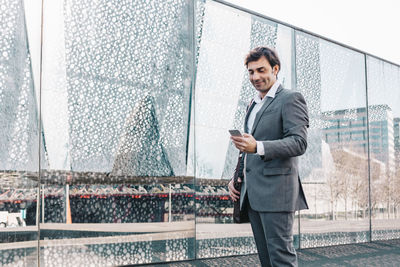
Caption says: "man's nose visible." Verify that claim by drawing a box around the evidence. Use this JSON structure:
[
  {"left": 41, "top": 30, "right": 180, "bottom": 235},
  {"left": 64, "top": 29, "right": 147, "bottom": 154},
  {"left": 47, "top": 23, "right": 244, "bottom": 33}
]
[{"left": 252, "top": 72, "right": 260, "bottom": 80}]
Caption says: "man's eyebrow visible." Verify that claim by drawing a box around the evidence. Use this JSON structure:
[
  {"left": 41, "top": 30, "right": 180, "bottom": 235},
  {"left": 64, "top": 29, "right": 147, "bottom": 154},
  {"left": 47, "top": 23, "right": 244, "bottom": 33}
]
[{"left": 248, "top": 66, "right": 265, "bottom": 72}]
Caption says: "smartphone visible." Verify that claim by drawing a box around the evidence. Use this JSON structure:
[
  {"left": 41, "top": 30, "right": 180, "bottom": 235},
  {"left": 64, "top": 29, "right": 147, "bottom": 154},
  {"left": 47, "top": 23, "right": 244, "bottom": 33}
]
[{"left": 229, "top": 129, "right": 243, "bottom": 137}]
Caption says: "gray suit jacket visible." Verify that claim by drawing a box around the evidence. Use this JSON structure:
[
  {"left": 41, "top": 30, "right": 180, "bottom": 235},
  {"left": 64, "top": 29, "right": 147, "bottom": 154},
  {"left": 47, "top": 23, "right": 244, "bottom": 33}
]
[{"left": 240, "top": 85, "right": 309, "bottom": 212}]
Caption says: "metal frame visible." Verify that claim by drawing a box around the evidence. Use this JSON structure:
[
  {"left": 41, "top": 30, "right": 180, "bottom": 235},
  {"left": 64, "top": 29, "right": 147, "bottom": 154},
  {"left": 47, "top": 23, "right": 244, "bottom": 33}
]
[{"left": 364, "top": 54, "right": 372, "bottom": 242}]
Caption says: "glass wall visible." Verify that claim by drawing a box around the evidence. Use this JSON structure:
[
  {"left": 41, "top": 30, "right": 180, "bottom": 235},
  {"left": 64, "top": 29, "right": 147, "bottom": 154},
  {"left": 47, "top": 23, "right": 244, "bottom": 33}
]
[
  {"left": 0, "top": 0, "right": 41, "bottom": 266},
  {"left": 296, "top": 32, "right": 369, "bottom": 247},
  {"left": 367, "top": 56, "right": 400, "bottom": 241},
  {"left": 39, "top": 0, "right": 195, "bottom": 266},
  {"left": 192, "top": 0, "right": 297, "bottom": 258},
  {"left": 0, "top": 0, "right": 399, "bottom": 265}
]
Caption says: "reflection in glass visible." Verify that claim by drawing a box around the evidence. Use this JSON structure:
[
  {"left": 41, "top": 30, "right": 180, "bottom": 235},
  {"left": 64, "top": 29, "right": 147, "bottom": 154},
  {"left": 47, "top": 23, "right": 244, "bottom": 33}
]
[
  {"left": 367, "top": 56, "right": 400, "bottom": 240},
  {"left": 39, "top": 0, "right": 194, "bottom": 265},
  {"left": 191, "top": 3, "right": 255, "bottom": 256},
  {"left": 0, "top": 0, "right": 41, "bottom": 265},
  {"left": 191, "top": 1, "right": 295, "bottom": 180},
  {"left": 296, "top": 32, "right": 369, "bottom": 247},
  {"left": 40, "top": 175, "right": 195, "bottom": 265},
  {"left": 2, "top": 0, "right": 400, "bottom": 265},
  {"left": 192, "top": 0, "right": 297, "bottom": 258}
]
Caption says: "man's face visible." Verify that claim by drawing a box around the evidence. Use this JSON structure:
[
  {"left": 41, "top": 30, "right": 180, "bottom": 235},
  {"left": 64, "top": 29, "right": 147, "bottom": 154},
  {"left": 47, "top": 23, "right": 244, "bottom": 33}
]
[{"left": 247, "top": 56, "right": 278, "bottom": 95}]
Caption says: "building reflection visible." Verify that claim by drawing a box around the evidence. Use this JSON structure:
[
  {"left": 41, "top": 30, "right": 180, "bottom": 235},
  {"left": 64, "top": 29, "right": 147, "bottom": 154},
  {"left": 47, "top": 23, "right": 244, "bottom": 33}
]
[{"left": 302, "top": 104, "right": 400, "bottom": 222}]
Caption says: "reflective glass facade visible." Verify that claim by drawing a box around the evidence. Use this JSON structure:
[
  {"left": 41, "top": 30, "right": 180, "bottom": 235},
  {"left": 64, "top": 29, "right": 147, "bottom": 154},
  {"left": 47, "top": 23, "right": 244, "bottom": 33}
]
[{"left": 1, "top": 0, "right": 399, "bottom": 265}]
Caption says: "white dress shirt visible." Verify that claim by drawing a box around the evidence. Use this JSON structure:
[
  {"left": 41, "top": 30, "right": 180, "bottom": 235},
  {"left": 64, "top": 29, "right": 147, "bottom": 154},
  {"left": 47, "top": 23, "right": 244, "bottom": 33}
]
[{"left": 247, "top": 80, "right": 281, "bottom": 155}]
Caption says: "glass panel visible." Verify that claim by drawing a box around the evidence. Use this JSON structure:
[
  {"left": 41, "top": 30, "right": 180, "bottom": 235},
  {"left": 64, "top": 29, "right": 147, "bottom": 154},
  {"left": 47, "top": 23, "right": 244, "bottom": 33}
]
[
  {"left": 192, "top": 0, "right": 298, "bottom": 258},
  {"left": 0, "top": 0, "right": 41, "bottom": 265},
  {"left": 40, "top": 0, "right": 194, "bottom": 265},
  {"left": 296, "top": 32, "right": 369, "bottom": 247},
  {"left": 367, "top": 56, "right": 400, "bottom": 241}
]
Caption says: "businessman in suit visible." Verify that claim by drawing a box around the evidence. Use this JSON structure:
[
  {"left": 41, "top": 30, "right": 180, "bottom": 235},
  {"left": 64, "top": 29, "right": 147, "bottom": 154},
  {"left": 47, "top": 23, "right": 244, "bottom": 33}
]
[{"left": 228, "top": 47, "right": 309, "bottom": 267}]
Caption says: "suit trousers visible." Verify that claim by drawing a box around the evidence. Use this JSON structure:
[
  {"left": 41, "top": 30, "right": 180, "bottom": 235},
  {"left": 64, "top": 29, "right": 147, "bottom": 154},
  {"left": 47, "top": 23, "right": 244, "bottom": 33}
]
[{"left": 246, "top": 198, "right": 297, "bottom": 267}]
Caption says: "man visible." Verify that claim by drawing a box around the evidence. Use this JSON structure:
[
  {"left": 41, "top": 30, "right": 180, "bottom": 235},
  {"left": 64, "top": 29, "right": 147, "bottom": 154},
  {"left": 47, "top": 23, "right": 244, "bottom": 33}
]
[{"left": 228, "top": 46, "right": 309, "bottom": 267}]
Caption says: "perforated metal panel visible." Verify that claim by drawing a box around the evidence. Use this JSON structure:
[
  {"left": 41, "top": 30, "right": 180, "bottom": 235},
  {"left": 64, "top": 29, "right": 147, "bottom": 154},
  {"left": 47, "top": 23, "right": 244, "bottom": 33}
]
[
  {"left": 295, "top": 32, "right": 321, "bottom": 119},
  {"left": 60, "top": 0, "right": 192, "bottom": 175},
  {"left": 0, "top": 1, "right": 39, "bottom": 266},
  {"left": 0, "top": 0, "right": 41, "bottom": 171}
]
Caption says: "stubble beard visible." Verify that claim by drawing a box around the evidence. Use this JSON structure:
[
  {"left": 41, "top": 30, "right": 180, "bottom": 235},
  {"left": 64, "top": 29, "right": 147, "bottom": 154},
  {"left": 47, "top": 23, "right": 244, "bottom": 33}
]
[{"left": 253, "top": 81, "right": 271, "bottom": 96}]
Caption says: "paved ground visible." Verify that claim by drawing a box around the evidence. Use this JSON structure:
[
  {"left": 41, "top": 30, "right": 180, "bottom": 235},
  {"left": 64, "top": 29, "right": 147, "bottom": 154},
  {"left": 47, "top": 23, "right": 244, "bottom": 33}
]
[{"left": 139, "top": 239, "right": 400, "bottom": 267}]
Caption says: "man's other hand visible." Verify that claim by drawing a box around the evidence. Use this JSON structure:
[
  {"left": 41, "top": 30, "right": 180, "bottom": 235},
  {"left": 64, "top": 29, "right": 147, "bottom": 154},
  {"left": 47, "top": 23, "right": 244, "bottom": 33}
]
[
  {"left": 231, "top": 133, "right": 257, "bottom": 153},
  {"left": 228, "top": 178, "right": 241, "bottom": 202}
]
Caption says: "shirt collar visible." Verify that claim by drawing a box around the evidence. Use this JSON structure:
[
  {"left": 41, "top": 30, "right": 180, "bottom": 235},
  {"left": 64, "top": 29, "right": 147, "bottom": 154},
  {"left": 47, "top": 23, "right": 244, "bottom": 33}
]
[{"left": 254, "top": 80, "right": 281, "bottom": 104}]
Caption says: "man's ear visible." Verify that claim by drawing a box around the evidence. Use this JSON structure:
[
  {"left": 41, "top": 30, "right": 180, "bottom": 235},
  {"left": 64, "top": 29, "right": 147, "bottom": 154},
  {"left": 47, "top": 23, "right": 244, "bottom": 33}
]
[{"left": 273, "top": 65, "right": 280, "bottom": 75}]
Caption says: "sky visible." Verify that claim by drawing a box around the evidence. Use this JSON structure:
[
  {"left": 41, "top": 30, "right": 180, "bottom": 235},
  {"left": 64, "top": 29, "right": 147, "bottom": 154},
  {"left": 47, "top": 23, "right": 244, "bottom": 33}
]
[{"left": 226, "top": 0, "right": 400, "bottom": 66}]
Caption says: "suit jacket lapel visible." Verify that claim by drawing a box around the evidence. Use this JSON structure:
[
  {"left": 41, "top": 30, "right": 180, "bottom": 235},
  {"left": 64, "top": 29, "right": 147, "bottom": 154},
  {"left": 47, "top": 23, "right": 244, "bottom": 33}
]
[
  {"left": 244, "top": 101, "right": 256, "bottom": 133},
  {"left": 251, "top": 85, "right": 283, "bottom": 135}
]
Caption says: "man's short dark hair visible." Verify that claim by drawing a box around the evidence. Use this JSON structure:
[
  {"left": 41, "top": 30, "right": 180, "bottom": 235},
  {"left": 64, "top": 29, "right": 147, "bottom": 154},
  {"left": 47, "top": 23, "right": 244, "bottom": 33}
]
[{"left": 244, "top": 46, "right": 281, "bottom": 73}]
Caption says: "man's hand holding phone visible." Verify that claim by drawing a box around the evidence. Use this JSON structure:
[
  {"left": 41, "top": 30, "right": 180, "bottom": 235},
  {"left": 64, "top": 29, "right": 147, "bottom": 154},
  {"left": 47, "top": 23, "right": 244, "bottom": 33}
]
[{"left": 229, "top": 129, "right": 257, "bottom": 153}]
